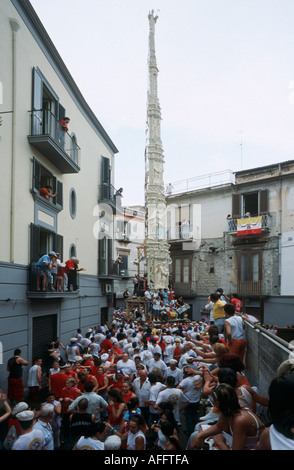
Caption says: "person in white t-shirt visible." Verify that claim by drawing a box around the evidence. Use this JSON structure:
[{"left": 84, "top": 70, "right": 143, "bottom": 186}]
[
  {"left": 73, "top": 421, "right": 112, "bottom": 450},
  {"left": 165, "top": 360, "right": 183, "bottom": 385},
  {"left": 178, "top": 368, "right": 202, "bottom": 435},
  {"left": 156, "top": 376, "right": 189, "bottom": 425},
  {"left": 148, "top": 353, "right": 167, "bottom": 378},
  {"left": 116, "top": 353, "right": 137, "bottom": 378},
  {"left": 12, "top": 411, "right": 45, "bottom": 450}
]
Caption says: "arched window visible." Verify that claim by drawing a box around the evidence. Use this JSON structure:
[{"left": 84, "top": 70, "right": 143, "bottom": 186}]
[{"left": 69, "top": 243, "right": 77, "bottom": 259}]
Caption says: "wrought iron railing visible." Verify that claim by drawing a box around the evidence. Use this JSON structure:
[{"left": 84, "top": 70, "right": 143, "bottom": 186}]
[
  {"left": 167, "top": 224, "right": 194, "bottom": 240},
  {"left": 29, "top": 108, "right": 80, "bottom": 165},
  {"left": 228, "top": 214, "right": 270, "bottom": 232}
]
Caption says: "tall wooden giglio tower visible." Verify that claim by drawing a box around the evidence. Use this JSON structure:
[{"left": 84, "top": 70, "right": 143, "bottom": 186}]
[{"left": 145, "top": 10, "right": 170, "bottom": 290}]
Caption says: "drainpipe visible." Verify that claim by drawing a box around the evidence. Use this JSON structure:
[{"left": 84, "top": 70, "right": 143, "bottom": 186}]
[
  {"left": 9, "top": 19, "right": 20, "bottom": 263},
  {"left": 278, "top": 163, "right": 282, "bottom": 295}
]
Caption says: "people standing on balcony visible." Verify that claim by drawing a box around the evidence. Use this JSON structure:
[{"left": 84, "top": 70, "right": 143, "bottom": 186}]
[
  {"left": 39, "top": 185, "right": 58, "bottom": 201},
  {"left": 227, "top": 214, "right": 233, "bottom": 231},
  {"left": 51, "top": 253, "right": 61, "bottom": 290},
  {"left": 115, "top": 187, "right": 123, "bottom": 209},
  {"left": 181, "top": 219, "right": 190, "bottom": 239},
  {"left": 166, "top": 183, "right": 173, "bottom": 196},
  {"left": 35, "top": 251, "right": 57, "bottom": 291},
  {"left": 58, "top": 116, "right": 70, "bottom": 148},
  {"left": 65, "top": 257, "right": 86, "bottom": 292}
]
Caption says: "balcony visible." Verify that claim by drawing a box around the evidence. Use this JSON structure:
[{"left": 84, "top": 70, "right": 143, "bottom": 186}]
[
  {"left": 98, "top": 184, "right": 123, "bottom": 214},
  {"left": 228, "top": 214, "right": 270, "bottom": 233},
  {"left": 27, "top": 264, "right": 79, "bottom": 299},
  {"left": 167, "top": 224, "right": 194, "bottom": 241},
  {"left": 98, "top": 258, "right": 122, "bottom": 279},
  {"left": 238, "top": 280, "right": 262, "bottom": 295},
  {"left": 28, "top": 109, "right": 80, "bottom": 173}
]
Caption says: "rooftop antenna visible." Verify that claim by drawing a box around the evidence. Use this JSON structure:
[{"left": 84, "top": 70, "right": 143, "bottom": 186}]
[{"left": 240, "top": 130, "right": 243, "bottom": 170}]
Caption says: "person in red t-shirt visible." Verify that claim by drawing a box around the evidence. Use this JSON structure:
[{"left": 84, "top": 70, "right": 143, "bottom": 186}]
[
  {"left": 100, "top": 334, "right": 113, "bottom": 353},
  {"left": 106, "top": 369, "right": 125, "bottom": 392},
  {"left": 49, "top": 367, "right": 68, "bottom": 399},
  {"left": 112, "top": 343, "right": 123, "bottom": 363},
  {"left": 229, "top": 294, "right": 242, "bottom": 314},
  {"left": 173, "top": 339, "right": 182, "bottom": 362},
  {"left": 59, "top": 376, "right": 81, "bottom": 442},
  {"left": 76, "top": 367, "right": 98, "bottom": 393},
  {"left": 39, "top": 185, "right": 58, "bottom": 201}
]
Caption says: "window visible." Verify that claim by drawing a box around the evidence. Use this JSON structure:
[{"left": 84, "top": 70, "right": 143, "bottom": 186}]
[
  {"left": 232, "top": 190, "right": 268, "bottom": 218},
  {"left": 31, "top": 67, "right": 65, "bottom": 136},
  {"left": 238, "top": 251, "right": 262, "bottom": 282},
  {"left": 69, "top": 188, "right": 77, "bottom": 219},
  {"left": 30, "top": 223, "right": 63, "bottom": 263},
  {"left": 242, "top": 192, "right": 259, "bottom": 217},
  {"left": 118, "top": 254, "right": 129, "bottom": 277},
  {"left": 32, "top": 158, "right": 63, "bottom": 208},
  {"left": 173, "top": 257, "right": 191, "bottom": 284},
  {"left": 69, "top": 243, "right": 77, "bottom": 259},
  {"left": 98, "top": 237, "right": 113, "bottom": 275}
]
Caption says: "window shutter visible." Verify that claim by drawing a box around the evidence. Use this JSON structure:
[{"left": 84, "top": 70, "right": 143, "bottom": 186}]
[
  {"left": 232, "top": 193, "right": 241, "bottom": 219},
  {"left": 101, "top": 157, "right": 110, "bottom": 184},
  {"left": 259, "top": 189, "right": 268, "bottom": 214},
  {"left": 56, "top": 180, "right": 63, "bottom": 207},
  {"left": 32, "top": 158, "right": 41, "bottom": 192},
  {"left": 53, "top": 234, "right": 63, "bottom": 260},
  {"left": 30, "top": 223, "right": 40, "bottom": 263},
  {"left": 58, "top": 103, "right": 66, "bottom": 121},
  {"left": 32, "top": 68, "right": 43, "bottom": 135},
  {"left": 108, "top": 238, "right": 113, "bottom": 260}
]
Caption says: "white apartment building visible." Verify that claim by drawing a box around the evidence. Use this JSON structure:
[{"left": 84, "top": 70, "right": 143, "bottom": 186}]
[{"left": 0, "top": 0, "right": 121, "bottom": 387}]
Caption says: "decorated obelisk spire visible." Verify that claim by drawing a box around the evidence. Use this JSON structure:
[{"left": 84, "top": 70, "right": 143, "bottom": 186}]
[{"left": 145, "top": 10, "right": 170, "bottom": 290}]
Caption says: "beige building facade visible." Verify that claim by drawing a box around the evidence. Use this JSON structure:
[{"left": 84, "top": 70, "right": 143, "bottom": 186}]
[{"left": 0, "top": 0, "right": 121, "bottom": 388}]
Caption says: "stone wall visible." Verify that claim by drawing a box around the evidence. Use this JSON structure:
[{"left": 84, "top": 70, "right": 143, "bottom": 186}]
[{"left": 244, "top": 321, "right": 291, "bottom": 396}]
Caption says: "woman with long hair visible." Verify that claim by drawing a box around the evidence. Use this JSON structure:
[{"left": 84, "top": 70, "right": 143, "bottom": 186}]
[
  {"left": 190, "top": 383, "right": 264, "bottom": 450},
  {"left": 107, "top": 388, "right": 127, "bottom": 431},
  {"left": 256, "top": 373, "right": 294, "bottom": 450}
]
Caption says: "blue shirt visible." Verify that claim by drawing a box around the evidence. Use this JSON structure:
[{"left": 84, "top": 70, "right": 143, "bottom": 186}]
[
  {"left": 36, "top": 254, "right": 51, "bottom": 268},
  {"left": 33, "top": 420, "right": 54, "bottom": 450}
]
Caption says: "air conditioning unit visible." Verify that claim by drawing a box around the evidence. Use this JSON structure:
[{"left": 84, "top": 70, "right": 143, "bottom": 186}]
[{"left": 105, "top": 284, "right": 112, "bottom": 293}]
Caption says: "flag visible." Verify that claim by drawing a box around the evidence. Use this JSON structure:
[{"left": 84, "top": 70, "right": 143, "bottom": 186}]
[
  {"left": 237, "top": 216, "right": 262, "bottom": 236},
  {"left": 244, "top": 314, "right": 260, "bottom": 323}
]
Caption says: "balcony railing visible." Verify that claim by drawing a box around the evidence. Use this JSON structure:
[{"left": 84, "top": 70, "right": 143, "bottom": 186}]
[
  {"left": 28, "top": 109, "right": 80, "bottom": 173},
  {"left": 238, "top": 280, "right": 262, "bottom": 295},
  {"left": 27, "top": 264, "right": 79, "bottom": 298},
  {"left": 167, "top": 224, "right": 194, "bottom": 241},
  {"left": 228, "top": 214, "right": 270, "bottom": 233},
  {"left": 98, "top": 184, "right": 122, "bottom": 213},
  {"left": 98, "top": 258, "right": 122, "bottom": 278}
]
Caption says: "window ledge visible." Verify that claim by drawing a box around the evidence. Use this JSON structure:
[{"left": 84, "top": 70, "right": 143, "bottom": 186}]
[{"left": 33, "top": 192, "right": 63, "bottom": 213}]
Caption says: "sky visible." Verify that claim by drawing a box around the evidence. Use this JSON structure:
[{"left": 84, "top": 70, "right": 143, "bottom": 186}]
[{"left": 30, "top": 0, "right": 294, "bottom": 206}]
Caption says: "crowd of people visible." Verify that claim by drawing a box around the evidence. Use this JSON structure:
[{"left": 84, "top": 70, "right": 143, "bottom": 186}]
[
  {"left": 1, "top": 288, "right": 294, "bottom": 451},
  {"left": 124, "top": 284, "right": 191, "bottom": 322}
]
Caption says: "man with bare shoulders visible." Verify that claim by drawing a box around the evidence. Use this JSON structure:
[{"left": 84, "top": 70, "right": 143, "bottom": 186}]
[{"left": 7, "top": 349, "right": 28, "bottom": 405}]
